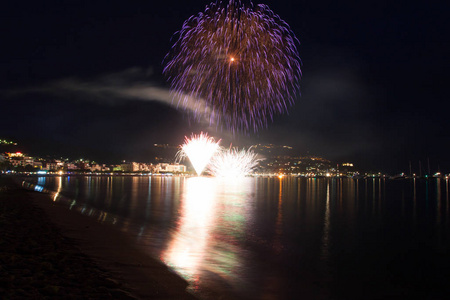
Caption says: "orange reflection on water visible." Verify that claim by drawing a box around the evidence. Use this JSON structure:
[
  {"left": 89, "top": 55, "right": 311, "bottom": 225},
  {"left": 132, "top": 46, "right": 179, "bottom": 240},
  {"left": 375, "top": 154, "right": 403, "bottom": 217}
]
[
  {"left": 53, "top": 176, "right": 62, "bottom": 201},
  {"left": 273, "top": 177, "right": 283, "bottom": 254}
]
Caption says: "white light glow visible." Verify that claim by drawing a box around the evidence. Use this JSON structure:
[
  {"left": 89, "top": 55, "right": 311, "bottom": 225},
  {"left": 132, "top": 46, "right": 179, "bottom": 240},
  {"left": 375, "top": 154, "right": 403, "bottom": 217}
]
[
  {"left": 177, "top": 132, "right": 220, "bottom": 176},
  {"left": 162, "top": 177, "right": 217, "bottom": 278},
  {"left": 208, "top": 147, "right": 259, "bottom": 178}
]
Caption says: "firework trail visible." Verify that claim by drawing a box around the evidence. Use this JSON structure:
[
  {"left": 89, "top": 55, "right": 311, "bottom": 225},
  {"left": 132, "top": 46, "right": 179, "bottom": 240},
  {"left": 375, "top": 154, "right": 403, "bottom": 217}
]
[
  {"left": 164, "top": 0, "right": 301, "bottom": 133},
  {"left": 208, "top": 147, "right": 260, "bottom": 178},
  {"left": 177, "top": 132, "right": 221, "bottom": 175}
]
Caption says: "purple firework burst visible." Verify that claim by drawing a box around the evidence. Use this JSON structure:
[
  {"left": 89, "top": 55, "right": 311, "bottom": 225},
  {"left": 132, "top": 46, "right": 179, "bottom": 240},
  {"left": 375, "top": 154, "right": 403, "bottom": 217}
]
[{"left": 164, "top": 0, "right": 301, "bottom": 133}]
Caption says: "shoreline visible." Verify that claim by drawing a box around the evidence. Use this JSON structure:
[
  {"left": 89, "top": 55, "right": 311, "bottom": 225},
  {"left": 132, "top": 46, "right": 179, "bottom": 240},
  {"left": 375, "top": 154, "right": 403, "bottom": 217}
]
[{"left": 0, "top": 176, "right": 196, "bottom": 299}]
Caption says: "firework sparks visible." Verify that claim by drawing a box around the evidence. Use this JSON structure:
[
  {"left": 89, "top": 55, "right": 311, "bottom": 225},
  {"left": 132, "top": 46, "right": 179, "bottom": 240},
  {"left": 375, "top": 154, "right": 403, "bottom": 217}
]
[
  {"left": 177, "top": 132, "right": 221, "bottom": 176},
  {"left": 208, "top": 147, "right": 260, "bottom": 178},
  {"left": 164, "top": 0, "right": 301, "bottom": 132}
]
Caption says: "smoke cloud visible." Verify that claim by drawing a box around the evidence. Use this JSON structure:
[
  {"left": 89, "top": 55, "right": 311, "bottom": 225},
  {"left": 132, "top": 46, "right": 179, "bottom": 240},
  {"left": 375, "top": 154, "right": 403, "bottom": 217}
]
[{"left": 4, "top": 67, "right": 213, "bottom": 121}]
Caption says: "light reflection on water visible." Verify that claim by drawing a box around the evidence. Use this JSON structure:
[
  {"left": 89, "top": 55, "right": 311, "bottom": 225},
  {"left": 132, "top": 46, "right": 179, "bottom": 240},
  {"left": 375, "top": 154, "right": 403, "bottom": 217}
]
[
  {"left": 22, "top": 176, "right": 450, "bottom": 299},
  {"left": 161, "top": 177, "right": 259, "bottom": 297},
  {"left": 163, "top": 177, "right": 218, "bottom": 290}
]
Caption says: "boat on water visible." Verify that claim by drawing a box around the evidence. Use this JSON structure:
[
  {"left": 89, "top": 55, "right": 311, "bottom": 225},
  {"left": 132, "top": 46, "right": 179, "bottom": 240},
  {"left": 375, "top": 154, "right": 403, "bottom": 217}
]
[
  {"left": 352, "top": 174, "right": 365, "bottom": 180},
  {"left": 389, "top": 173, "right": 406, "bottom": 180}
]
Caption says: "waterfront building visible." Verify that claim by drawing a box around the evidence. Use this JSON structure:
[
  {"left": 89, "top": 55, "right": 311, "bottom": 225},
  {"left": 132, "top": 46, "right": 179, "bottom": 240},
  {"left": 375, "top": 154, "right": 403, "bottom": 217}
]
[
  {"left": 65, "top": 163, "right": 78, "bottom": 170},
  {"left": 121, "top": 162, "right": 140, "bottom": 172},
  {"left": 90, "top": 164, "right": 110, "bottom": 172},
  {"left": 44, "top": 161, "right": 63, "bottom": 171},
  {"left": 137, "top": 163, "right": 154, "bottom": 172},
  {"left": 154, "top": 163, "right": 186, "bottom": 173},
  {"left": 32, "top": 161, "right": 42, "bottom": 169}
]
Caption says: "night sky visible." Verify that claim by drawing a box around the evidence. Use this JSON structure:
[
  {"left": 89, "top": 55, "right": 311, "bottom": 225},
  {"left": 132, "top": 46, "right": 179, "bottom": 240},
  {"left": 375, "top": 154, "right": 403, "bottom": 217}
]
[{"left": 1, "top": 0, "right": 449, "bottom": 173}]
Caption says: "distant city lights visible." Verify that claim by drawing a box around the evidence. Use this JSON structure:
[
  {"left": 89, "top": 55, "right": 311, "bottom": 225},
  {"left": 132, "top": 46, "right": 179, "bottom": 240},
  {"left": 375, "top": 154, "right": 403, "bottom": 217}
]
[
  {"left": 7, "top": 152, "right": 24, "bottom": 158},
  {"left": 0, "top": 139, "right": 18, "bottom": 146},
  {"left": 2, "top": 136, "right": 448, "bottom": 178}
]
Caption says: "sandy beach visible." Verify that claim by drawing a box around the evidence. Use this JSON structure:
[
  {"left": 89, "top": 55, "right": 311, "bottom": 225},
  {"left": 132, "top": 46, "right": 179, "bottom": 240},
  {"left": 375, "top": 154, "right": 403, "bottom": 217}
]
[{"left": 0, "top": 176, "right": 196, "bottom": 299}]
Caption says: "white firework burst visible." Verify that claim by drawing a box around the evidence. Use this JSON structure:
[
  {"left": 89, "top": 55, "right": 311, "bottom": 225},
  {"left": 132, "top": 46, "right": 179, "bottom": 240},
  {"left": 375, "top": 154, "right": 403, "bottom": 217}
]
[
  {"left": 208, "top": 147, "right": 260, "bottom": 178},
  {"left": 177, "top": 132, "right": 220, "bottom": 176}
]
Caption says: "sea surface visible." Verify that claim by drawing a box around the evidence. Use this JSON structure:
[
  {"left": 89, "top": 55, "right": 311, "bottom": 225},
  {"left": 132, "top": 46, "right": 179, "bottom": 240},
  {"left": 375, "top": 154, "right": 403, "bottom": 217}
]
[{"left": 23, "top": 176, "right": 450, "bottom": 299}]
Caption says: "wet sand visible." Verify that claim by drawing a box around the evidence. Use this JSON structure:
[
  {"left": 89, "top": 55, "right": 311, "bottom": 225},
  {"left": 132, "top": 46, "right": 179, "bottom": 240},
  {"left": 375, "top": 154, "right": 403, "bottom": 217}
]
[{"left": 0, "top": 176, "right": 196, "bottom": 299}]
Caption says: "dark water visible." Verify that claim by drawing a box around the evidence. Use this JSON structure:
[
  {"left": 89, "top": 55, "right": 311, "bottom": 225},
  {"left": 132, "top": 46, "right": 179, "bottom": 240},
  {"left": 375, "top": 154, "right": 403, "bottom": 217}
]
[{"left": 24, "top": 176, "right": 450, "bottom": 299}]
